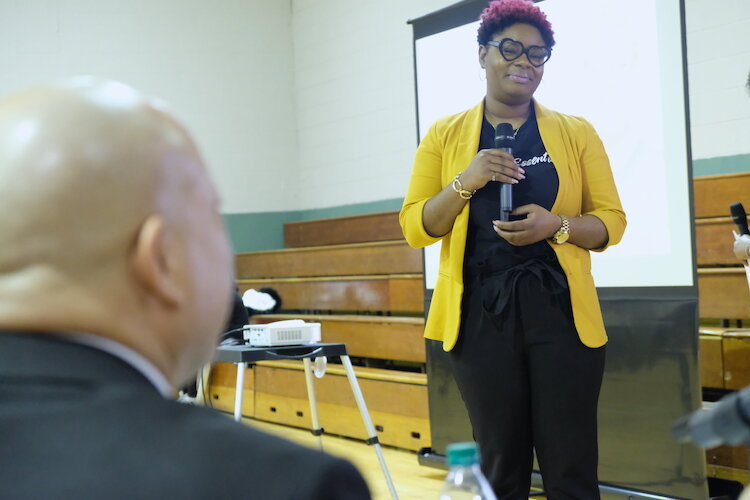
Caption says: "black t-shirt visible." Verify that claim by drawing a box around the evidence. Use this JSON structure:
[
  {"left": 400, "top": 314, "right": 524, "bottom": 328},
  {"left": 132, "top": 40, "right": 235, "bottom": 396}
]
[{"left": 464, "top": 104, "right": 560, "bottom": 270}]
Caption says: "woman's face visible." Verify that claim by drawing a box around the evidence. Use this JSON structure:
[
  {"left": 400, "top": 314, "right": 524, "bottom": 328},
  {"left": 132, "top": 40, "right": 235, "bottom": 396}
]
[{"left": 479, "top": 23, "right": 547, "bottom": 106}]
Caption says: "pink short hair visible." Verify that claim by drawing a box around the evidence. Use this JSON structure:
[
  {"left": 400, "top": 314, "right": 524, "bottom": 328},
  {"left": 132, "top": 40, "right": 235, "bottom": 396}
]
[{"left": 477, "top": 0, "right": 555, "bottom": 48}]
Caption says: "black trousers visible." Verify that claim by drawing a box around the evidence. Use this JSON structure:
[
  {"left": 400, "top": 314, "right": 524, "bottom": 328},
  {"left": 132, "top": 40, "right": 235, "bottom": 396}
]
[{"left": 449, "top": 269, "right": 605, "bottom": 500}]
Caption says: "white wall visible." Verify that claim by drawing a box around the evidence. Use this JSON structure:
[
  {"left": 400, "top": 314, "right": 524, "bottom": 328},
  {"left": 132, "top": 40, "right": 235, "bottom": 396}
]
[
  {"left": 291, "top": 0, "right": 451, "bottom": 209},
  {"left": 685, "top": 0, "right": 750, "bottom": 160},
  {"left": 0, "top": 0, "right": 451, "bottom": 214},
  {"left": 0, "top": 0, "right": 296, "bottom": 214}
]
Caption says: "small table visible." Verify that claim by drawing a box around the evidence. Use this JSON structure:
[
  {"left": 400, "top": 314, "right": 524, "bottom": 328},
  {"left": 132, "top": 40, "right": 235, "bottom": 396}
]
[{"left": 215, "top": 342, "right": 398, "bottom": 500}]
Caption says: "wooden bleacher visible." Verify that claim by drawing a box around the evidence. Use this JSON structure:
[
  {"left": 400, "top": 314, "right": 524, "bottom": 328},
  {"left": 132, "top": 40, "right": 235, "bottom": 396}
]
[
  {"left": 208, "top": 211, "right": 431, "bottom": 451},
  {"left": 695, "top": 172, "right": 750, "bottom": 484},
  {"left": 208, "top": 172, "right": 750, "bottom": 480}
]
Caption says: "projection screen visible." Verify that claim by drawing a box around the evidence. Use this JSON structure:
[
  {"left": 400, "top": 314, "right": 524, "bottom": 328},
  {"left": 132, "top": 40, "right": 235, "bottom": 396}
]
[{"left": 418, "top": 0, "right": 693, "bottom": 290}]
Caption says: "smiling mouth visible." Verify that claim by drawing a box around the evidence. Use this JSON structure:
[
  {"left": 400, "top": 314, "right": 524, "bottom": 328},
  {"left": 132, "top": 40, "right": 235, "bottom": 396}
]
[{"left": 507, "top": 73, "right": 531, "bottom": 83}]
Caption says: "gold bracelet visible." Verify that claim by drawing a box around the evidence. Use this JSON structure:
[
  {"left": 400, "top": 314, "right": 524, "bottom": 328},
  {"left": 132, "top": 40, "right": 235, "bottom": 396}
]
[{"left": 452, "top": 173, "right": 475, "bottom": 200}]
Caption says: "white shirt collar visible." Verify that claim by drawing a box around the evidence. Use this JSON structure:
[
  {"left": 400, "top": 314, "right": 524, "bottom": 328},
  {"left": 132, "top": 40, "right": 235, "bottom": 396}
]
[{"left": 62, "top": 332, "right": 174, "bottom": 398}]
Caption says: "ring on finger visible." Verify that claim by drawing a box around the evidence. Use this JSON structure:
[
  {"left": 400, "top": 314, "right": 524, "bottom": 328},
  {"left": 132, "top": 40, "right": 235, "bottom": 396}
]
[{"left": 492, "top": 174, "right": 496, "bottom": 182}]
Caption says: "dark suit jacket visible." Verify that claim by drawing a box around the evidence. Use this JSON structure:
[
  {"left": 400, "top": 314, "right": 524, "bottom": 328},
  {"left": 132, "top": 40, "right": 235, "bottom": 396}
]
[{"left": 0, "top": 332, "right": 371, "bottom": 499}]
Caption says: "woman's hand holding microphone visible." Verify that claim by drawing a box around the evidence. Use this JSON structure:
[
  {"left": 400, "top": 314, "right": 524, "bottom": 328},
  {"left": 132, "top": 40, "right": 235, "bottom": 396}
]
[
  {"left": 459, "top": 149, "right": 560, "bottom": 246},
  {"left": 458, "top": 148, "right": 525, "bottom": 191}
]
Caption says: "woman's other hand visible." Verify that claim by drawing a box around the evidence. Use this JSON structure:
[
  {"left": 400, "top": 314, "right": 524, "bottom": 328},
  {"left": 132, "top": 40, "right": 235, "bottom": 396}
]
[
  {"left": 492, "top": 204, "right": 559, "bottom": 246},
  {"left": 494, "top": 206, "right": 610, "bottom": 249},
  {"left": 461, "top": 149, "right": 525, "bottom": 191}
]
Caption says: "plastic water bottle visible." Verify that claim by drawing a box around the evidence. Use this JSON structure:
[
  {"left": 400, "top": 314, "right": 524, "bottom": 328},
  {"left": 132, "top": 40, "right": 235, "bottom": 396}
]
[{"left": 438, "top": 442, "right": 497, "bottom": 500}]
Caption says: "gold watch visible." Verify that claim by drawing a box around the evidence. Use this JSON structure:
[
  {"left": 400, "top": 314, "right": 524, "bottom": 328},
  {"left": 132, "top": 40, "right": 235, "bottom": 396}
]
[{"left": 551, "top": 215, "right": 570, "bottom": 244}]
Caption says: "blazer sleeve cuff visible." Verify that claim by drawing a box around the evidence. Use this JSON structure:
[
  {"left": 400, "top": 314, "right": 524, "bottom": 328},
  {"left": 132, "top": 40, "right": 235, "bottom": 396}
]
[
  {"left": 400, "top": 198, "right": 441, "bottom": 248},
  {"left": 587, "top": 209, "right": 626, "bottom": 252}
]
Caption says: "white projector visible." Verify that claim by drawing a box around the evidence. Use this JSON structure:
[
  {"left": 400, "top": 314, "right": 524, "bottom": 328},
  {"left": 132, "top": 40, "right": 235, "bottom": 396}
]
[{"left": 243, "top": 319, "right": 321, "bottom": 347}]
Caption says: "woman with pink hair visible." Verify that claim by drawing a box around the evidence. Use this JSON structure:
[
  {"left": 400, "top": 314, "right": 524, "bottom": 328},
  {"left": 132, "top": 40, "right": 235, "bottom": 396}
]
[{"left": 400, "top": 0, "right": 626, "bottom": 498}]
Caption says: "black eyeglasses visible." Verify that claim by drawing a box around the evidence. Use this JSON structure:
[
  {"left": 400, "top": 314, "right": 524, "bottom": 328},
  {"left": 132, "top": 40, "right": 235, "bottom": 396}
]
[{"left": 486, "top": 38, "right": 552, "bottom": 67}]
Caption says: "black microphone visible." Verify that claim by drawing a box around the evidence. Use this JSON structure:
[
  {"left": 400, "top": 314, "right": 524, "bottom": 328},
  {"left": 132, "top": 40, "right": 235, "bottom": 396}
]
[
  {"left": 730, "top": 202, "right": 750, "bottom": 235},
  {"left": 495, "top": 123, "right": 515, "bottom": 222}
]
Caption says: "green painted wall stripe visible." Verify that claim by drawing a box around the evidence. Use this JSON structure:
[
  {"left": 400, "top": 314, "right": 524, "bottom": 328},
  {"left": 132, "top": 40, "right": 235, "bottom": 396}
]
[
  {"left": 223, "top": 211, "right": 301, "bottom": 253},
  {"left": 296, "top": 198, "right": 403, "bottom": 221},
  {"left": 223, "top": 197, "right": 403, "bottom": 253},
  {"left": 693, "top": 153, "right": 750, "bottom": 178}
]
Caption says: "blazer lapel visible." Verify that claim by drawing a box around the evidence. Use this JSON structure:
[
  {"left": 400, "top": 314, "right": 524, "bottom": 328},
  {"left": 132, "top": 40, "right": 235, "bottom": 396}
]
[
  {"left": 451, "top": 101, "right": 484, "bottom": 182},
  {"left": 535, "top": 100, "right": 568, "bottom": 215}
]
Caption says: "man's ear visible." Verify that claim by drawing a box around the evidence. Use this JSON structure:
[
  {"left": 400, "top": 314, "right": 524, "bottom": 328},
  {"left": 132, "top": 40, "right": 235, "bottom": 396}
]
[{"left": 130, "top": 215, "right": 184, "bottom": 307}]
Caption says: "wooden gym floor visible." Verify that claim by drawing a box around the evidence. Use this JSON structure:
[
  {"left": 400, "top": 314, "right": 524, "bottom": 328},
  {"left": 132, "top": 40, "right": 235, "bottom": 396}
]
[
  {"left": 245, "top": 418, "right": 544, "bottom": 499},
  {"left": 245, "top": 418, "right": 445, "bottom": 499}
]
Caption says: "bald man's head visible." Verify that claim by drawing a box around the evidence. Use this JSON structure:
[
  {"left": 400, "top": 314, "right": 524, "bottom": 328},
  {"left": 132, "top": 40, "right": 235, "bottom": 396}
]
[
  {"left": 1, "top": 79, "right": 184, "bottom": 272},
  {"left": 0, "top": 78, "right": 233, "bottom": 387}
]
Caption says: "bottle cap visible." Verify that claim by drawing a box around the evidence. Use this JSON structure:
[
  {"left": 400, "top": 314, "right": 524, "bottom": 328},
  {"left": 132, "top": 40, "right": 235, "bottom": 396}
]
[{"left": 445, "top": 442, "right": 481, "bottom": 467}]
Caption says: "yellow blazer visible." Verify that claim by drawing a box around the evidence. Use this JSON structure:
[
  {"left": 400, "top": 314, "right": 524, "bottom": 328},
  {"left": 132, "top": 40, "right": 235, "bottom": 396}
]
[{"left": 400, "top": 100, "right": 626, "bottom": 351}]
